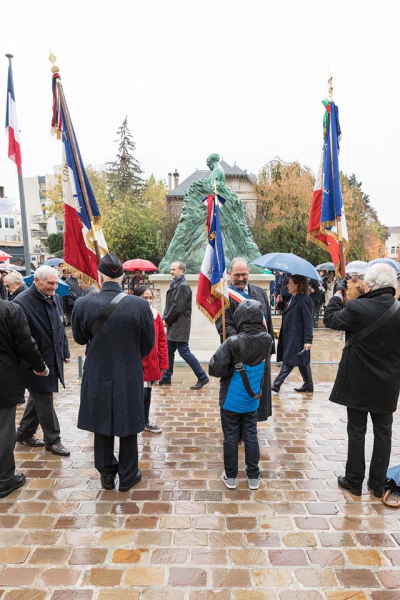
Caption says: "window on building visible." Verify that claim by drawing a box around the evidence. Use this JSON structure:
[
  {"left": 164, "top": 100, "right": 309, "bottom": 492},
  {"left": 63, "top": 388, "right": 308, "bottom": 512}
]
[
  {"left": 391, "top": 246, "right": 396, "bottom": 254},
  {"left": 0, "top": 217, "right": 2, "bottom": 228},
  {"left": 4, "top": 217, "right": 15, "bottom": 229}
]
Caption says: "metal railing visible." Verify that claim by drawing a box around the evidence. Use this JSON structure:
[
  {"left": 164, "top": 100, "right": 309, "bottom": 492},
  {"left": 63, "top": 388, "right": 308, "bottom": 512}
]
[
  {"left": 31, "top": 215, "right": 47, "bottom": 223},
  {"left": 31, "top": 230, "right": 48, "bottom": 238}
]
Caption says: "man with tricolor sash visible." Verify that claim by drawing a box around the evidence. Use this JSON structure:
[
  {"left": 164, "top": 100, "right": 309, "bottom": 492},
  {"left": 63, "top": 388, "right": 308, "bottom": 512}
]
[{"left": 215, "top": 258, "right": 275, "bottom": 422}]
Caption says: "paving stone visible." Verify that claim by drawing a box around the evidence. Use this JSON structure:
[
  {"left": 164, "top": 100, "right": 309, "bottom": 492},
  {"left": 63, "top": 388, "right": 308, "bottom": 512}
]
[
  {"left": 282, "top": 533, "right": 317, "bottom": 548},
  {"left": 378, "top": 571, "right": 400, "bottom": 589},
  {"left": 153, "top": 548, "right": 189, "bottom": 564},
  {"left": 0, "top": 548, "right": 30, "bottom": 564},
  {"left": 125, "top": 567, "right": 165, "bottom": 585},
  {"left": 325, "top": 593, "right": 367, "bottom": 600},
  {"left": 29, "top": 548, "right": 70, "bottom": 564},
  {"left": 336, "top": 569, "right": 380, "bottom": 588},
  {"left": 50, "top": 592, "right": 93, "bottom": 600},
  {"left": 234, "top": 592, "right": 276, "bottom": 600},
  {"left": 69, "top": 548, "right": 108, "bottom": 565},
  {"left": 83, "top": 568, "right": 122, "bottom": 586},
  {"left": 40, "top": 569, "right": 81, "bottom": 585},
  {"left": 191, "top": 549, "right": 227, "bottom": 565},
  {"left": 295, "top": 568, "right": 338, "bottom": 588},
  {"left": 98, "top": 531, "right": 134, "bottom": 545},
  {"left": 97, "top": 592, "right": 139, "bottom": 600},
  {"left": 0, "top": 568, "right": 40, "bottom": 586},
  {"left": 212, "top": 568, "right": 251, "bottom": 587},
  {"left": 307, "top": 549, "right": 345, "bottom": 566},
  {"left": 346, "top": 549, "right": 383, "bottom": 565},
  {"left": 253, "top": 568, "right": 293, "bottom": 587},
  {"left": 280, "top": 592, "right": 322, "bottom": 600},
  {"left": 319, "top": 533, "right": 356, "bottom": 547},
  {"left": 111, "top": 548, "right": 148, "bottom": 563},
  {"left": 269, "top": 549, "right": 308, "bottom": 566},
  {"left": 4, "top": 592, "right": 46, "bottom": 600},
  {"left": 169, "top": 568, "right": 207, "bottom": 586}
]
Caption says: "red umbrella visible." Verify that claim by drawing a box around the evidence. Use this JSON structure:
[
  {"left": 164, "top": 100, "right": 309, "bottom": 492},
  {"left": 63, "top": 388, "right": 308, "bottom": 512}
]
[
  {"left": 122, "top": 259, "right": 158, "bottom": 272},
  {"left": 0, "top": 250, "right": 12, "bottom": 259}
]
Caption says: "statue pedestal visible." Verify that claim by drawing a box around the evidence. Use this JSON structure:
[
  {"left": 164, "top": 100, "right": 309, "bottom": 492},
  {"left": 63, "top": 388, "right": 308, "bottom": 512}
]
[{"left": 149, "top": 273, "right": 274, "bottom": 362}]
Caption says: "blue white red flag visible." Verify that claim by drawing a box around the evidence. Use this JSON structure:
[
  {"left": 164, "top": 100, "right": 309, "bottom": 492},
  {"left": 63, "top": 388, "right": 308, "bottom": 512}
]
[
  {"left": 5, "top": 61, "right": 22, "bottom": 174},
  {"left": 307, "top": 100, "right": 348, "bottom": 275},
  {"left": 196, "top": 194, "right": 229, "bottom": 323},
  {"left": 51, "top": 71, "right": 107, "bottom": 284}
]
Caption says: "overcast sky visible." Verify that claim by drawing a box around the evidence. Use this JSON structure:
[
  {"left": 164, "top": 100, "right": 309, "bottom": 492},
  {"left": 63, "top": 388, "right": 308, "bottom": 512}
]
[{"left": 0, "top": 0, "right": 398, "bottom": 226}]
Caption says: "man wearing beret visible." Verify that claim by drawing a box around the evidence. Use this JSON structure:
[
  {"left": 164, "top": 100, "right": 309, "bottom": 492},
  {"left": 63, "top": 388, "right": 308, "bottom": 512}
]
[{"left": 72, "top": 253, "right": 155, "bottom": 492}]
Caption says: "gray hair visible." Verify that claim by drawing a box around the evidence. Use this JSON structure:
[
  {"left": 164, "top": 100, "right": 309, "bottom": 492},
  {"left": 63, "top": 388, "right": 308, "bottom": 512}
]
[
  {"left": 363, "top": 263, "right": 397, "bottom": 291},
  {"left": 171, "top": 261, "right": 186, "bottom": 272},
  {"left": 34, "top": 266, "right": 59, "bottom": 280},
  {"left": 230, "top": 257, "right": 249, "bottom": 270},
  {"left": 98, "top": 272, "right": 124, "bottom": 284},
  {"left": 4, "top": 271, "right": 24, "bottom": 286}
]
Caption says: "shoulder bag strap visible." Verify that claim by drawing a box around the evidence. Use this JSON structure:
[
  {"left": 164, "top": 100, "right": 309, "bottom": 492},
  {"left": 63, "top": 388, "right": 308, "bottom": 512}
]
[
  {"left": 90, "top": 292, "right": 126, "bottom": 338},
  {"left": 227, "top": 335, "right": 264, "bottom": 399},
  {"left": 344, "top": 300, "right": 400, "bottom": 349}
]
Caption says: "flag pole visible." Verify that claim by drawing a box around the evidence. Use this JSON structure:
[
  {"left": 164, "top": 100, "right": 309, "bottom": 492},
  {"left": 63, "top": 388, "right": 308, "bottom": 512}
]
[
  {"left": 214, "top": 181, "right": 226, "bottom": 341},
  {"left": 328, "top": 74, "right": 347, "bottom": 306},
  {"left": 49, "top": 58, "right": 101, "bottom": 263},
  {"left": 5, "top": 54, "right": 31, "bottom": 276}
]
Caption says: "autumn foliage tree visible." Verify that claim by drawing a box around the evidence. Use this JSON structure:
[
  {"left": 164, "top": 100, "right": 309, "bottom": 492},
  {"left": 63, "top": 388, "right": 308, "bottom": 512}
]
[{"left": 252, "top": 160, "right": 387, "bottom": 263}]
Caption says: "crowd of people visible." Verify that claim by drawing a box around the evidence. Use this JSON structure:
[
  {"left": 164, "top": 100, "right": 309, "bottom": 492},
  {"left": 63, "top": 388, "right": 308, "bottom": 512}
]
[{"left": 1, "top": 254, "right": 400, "bottom": 503}]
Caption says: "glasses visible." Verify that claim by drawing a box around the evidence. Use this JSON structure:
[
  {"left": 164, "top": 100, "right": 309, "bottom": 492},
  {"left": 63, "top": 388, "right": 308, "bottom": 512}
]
[{"left": 231, "top": 273, "right": 248, "bottom": 279}]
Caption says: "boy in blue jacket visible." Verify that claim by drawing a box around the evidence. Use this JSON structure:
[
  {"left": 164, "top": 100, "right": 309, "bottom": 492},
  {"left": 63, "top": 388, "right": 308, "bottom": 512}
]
[{"left": 209, "top": 299, "right": 273, "bottom": 490}]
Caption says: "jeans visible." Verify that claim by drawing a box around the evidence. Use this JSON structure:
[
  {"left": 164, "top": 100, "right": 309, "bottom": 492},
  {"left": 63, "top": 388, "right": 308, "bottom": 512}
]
[
  {"left": 346, "top": 408, "right": 393, "bottom": 491},
  {"left": 162, "top": 340, "right": 207, "bottom": 381},
  {"left": 273, "top": 363, "right": 313, "bottom": 389},
  {"left": 220, "top": 408, "right": 259, "bottom": 479}
]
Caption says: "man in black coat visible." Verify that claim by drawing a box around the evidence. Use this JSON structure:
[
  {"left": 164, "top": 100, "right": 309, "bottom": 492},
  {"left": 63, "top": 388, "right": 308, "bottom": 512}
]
[
  {"left": 72, "top": 253, "right": 155, "bottom": 492},
  {"left": 160, "top": 261, "right": 209, "bottom": 390},
  {"left": 215, "top": 257, "right": 275, "bottom": 421},
  {"left": 0, "top": 300, "right": 49, "bottom": 497},
  {"left": 324, "top": 263, "right": 400, "bottom": 498},
  {"left": 14, "top": 266, "right": 71, "bottom": 456}
]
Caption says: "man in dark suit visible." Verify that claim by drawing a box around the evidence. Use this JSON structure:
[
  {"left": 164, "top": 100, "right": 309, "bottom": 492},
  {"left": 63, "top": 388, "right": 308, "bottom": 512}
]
[
  {"left": 324, "top": 263, "right": 400, "bottom": 498},
  {"left": 0, "top": 300, "right": 49, "bottom": 497},
  {"left": 160, "top": 261, "right": 209, "bottom": 390},
  {"left": 72, "top": 253, "right": 155, "bottom": 492},
  {"left": 14, "top": 266, "right": 71, "bottom": 456},
  {"left": 215, "top": 257, "right": 275, "bottom": 421}
]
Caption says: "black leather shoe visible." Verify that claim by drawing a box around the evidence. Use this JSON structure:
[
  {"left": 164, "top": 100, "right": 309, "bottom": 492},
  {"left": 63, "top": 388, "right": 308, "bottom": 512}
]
[
  {"left": 0, "top": 473, "right": 26, "bottom": 498},
  {"left": 16, "top": 434, "right": 45, "bottom": 447},
  {"left": 101, "top": 476, "right": 115, "bottom": 490},
  {"left": 338, "top": 475, "right": 362, "bottom": 496},
  {"left": 367, "top": 480, "right": 384, "bottom": 498},
  {"left": 45, "top": 441, "right": 70, "bottom": 456},
  {"left": 294, "top": 385, "right": 314, "bottom": 393},
  {"left": 271, "top": 384, "right": 281, "bottom": 393},
  {"left": 119, "top": 469, "right": 142, "bottom": 492},
  {"left": 158, "top": 380, "right": 171, "bottom": 386},
  {"left": 191, "top": 378, "right": 209, "bottom": 390}
]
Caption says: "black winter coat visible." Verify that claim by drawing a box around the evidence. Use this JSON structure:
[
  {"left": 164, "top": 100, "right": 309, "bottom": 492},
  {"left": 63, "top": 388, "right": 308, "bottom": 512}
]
[
  {"left": 277, "top": 294, "right": 313, "bottom": 367},
  {"left": 215, "top": 284, "right": 275, "bottom": 421},
  {"left": 163, "top": 277, "right": 192, "bottom": 343},
  {"left": 0, "top": 300, "right": 46, "bottom": 408},
  {"left": 72, "top": 282, "right": 155, "bottom": 437},
  {"left": 209, "top": 302, "right": 273, "bottom": 412},
  {"left": 8, "top": 284, "right": 27, "bottom": 301},
  {"left": 324, "top": 288, "right": 400, "bottom": 413},
  {"left": 14, "top": 285, "right": 70, "bottom": 393},
  {"left": 309, "top": 279, "right": 324, "bottom": 303}
]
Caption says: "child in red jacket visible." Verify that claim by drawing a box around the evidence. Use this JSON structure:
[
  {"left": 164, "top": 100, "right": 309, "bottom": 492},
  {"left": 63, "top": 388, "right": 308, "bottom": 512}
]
[{"left": 134, "top": 286, "right": 168, "bottom": 433}]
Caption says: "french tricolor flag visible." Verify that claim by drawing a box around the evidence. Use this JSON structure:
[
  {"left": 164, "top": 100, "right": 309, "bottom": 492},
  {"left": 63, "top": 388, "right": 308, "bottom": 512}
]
[{"left": 5, "top": 61, "right": 22, "bottom": 174}]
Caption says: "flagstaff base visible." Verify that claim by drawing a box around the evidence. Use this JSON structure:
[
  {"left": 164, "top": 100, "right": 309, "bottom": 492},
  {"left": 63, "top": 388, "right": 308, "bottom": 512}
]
[{"left": 149, "top": 273, "right": 273, "bottom": 361}]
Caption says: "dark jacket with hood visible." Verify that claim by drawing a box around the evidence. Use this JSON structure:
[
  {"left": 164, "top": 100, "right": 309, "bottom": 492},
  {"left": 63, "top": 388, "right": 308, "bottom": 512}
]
[
  {"left": 324, "top": 287, "right": 400, "bottom": 413},
  {"left": 209, "top": 299, "right": 273, "bottom": 416}
]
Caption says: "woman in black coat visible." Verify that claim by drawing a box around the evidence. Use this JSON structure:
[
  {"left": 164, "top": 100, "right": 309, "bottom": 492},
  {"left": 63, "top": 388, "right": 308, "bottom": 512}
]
[{"left": 272, "top": 275, "right": 314, "bottom": 393}]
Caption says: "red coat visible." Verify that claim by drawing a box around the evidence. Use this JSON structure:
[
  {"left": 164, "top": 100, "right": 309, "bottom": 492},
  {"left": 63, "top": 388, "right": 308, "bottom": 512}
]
[{"left": 143, "top": 309, "right": 169, "bottom": 381}]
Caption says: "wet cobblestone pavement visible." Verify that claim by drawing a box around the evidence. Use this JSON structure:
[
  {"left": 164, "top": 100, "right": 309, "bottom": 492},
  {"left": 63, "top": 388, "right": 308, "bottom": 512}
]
[{"left": 1, "top": 329, "right": 400, "bottom": 599}]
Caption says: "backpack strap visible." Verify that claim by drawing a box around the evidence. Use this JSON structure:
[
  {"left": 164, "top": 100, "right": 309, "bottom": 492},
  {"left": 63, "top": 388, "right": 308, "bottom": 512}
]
[
  {"left": 227, "top": 335, "right": 265, "bottom": 399},
  {"left": 90, "top": 292, "right": 126, "bottom": 338},
  {"left": 344, "top": 300, "right": 400, "bottom": 349}
]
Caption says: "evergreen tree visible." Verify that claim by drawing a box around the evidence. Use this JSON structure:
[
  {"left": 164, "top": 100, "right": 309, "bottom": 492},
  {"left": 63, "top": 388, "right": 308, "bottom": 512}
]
[{"left": 106, "top": 117, "right": 144, "bottom": 202}]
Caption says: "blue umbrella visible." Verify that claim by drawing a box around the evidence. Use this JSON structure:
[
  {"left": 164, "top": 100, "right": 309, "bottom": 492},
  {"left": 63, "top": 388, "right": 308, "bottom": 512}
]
[
  {"left": 43, "top": 258, "right": 64, "bottom": 267},
  {"left": 366, "top": 258, "right": 400, "bottom": 272},
  {"left": 383, "top": 465, "right": 400, "bottom": 507},
  {"left": 251, "top": 253, "right": 322, "bottom": 281},
  {"left": 23, "top": 275, "right": 70, "bottom": 297}
]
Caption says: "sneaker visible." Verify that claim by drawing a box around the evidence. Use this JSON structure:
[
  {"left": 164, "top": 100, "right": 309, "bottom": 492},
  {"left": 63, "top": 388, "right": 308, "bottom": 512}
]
[
  {"left": 145, "top": 422, "right": 162, "bottom": 434},
  {"left": 221, "top": 471, "right": 237, "bottom": 490},
  {"left": 248, "top": 475, "right": 261, "bottom": 490}
]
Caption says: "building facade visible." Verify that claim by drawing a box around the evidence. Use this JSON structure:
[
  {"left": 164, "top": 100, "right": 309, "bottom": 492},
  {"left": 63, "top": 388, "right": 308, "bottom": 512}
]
[
  {"left": 0, "top": 188, "right": 24, "bottom": 262},
  {"left": 385, "top": 226, "right": 400, "bottom": 260},
  {"left": 166, "top": 160, "right": 258, "bottom": 225}
]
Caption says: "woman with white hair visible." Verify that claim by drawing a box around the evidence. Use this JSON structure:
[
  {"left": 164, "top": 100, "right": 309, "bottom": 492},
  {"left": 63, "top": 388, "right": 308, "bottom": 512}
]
[
  {"left": 4, "top": 271, "right": 26, "bottom": 301},
  {"left": 324, "top": 263, "right": 400, "bottom": 498}
]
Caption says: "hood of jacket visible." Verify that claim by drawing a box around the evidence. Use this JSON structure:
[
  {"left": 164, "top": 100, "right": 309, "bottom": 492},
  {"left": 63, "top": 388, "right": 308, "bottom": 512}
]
[{"left": 232, "top": 299, "right": 264, "bottom": 333}]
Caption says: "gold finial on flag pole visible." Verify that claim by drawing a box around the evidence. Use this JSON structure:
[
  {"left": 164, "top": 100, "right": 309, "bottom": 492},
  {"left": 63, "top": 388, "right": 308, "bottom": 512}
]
[{"left": 49, "top": 51, "right": 59, "bottom": 73}]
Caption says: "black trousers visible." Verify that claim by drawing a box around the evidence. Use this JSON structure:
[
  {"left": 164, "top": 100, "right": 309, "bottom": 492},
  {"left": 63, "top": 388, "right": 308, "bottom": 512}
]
[
  {"left": 17, "top": 390, "right": 60, "bottom": 445},
  {"left": 220, "top": 408, "right": 259, "bottom": 479},
  {"left": 312, "top": 301, "right": 321, "bottom": 327},
  {"left": 273, "top": 363, "right": 313, "bottom": 388},
  {"left": 346, "top": 407, "right": 393, "bottom": 490},
  {"left": 94, "top": 433, "right": 138, "bottom": 486},
  {"left": 144, "top": 388, "right": 152, "bottom": 424},
  {"left": 0, "top": 405, "right": 17, "bottom": 487}
]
